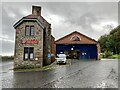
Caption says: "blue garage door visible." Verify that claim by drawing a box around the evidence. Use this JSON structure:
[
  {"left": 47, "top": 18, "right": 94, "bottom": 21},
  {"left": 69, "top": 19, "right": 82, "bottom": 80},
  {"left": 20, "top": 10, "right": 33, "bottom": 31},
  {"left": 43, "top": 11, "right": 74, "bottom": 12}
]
[{"left": 56, "top": 44, "right": 98, "bottom": 60}]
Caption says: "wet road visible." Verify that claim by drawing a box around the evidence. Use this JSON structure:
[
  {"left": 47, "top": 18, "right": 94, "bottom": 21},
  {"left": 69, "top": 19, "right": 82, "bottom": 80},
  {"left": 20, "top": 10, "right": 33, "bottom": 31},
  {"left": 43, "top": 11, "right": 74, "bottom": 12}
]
[{"left": 1, "top": 59, "right": 118, "bottom": 88}]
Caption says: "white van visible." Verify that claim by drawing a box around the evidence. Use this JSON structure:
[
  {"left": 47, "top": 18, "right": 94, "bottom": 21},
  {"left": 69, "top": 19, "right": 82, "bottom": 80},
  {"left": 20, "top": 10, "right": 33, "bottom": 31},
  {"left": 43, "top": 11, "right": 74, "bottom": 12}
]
[{"left": 57, "top": 54, "right": 67, "bottom": 64}]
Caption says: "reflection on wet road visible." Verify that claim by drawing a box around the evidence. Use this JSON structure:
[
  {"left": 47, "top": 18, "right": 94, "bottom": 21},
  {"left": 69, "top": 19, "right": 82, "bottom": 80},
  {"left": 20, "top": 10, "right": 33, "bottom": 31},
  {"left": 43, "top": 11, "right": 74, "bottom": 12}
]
[{"left": 1, "top": 59, "right": 118, "bottom": 88}]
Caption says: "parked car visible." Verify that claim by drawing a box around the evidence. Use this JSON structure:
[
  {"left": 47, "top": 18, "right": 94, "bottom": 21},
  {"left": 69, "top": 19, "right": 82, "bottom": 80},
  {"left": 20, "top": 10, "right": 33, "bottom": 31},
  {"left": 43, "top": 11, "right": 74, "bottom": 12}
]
[{"left": 56, "top": 54, "right": 67, "bottom": 64}]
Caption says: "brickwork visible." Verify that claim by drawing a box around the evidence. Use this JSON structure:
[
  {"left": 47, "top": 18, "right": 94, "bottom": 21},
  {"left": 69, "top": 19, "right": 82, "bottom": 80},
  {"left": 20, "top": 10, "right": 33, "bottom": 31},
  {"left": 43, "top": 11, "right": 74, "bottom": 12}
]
[{"left": 56, "top": 31, "right": 97, "bottom": 44}]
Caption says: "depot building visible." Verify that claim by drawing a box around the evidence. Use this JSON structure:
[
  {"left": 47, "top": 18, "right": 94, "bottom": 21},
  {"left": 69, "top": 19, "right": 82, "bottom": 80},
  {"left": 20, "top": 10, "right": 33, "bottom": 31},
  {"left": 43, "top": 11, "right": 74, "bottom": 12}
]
[{"left": 55, "top": 31, "right": 101, "bottom": 60}]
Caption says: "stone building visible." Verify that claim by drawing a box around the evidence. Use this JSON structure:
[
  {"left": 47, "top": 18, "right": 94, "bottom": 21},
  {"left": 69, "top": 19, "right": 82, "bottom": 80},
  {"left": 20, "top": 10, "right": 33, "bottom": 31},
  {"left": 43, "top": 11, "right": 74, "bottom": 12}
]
[{"left": 13, "top": 6, "right": 54, "bottom": 68}]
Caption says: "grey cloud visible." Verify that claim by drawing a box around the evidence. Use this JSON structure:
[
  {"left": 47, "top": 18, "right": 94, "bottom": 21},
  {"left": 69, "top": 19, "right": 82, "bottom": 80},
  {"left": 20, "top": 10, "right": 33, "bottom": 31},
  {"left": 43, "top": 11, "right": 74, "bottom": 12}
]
[
  {"left": 2, "top": 5, "right": 24, "bottom": 41},
  {"left": 1, "top": 40, "right": 14, "bottom": 55},
  {"left": 1, "top": 2, "right": 118, "bottom": 55},
  {"left": 38, "top": 2, "right": 118, "bottom": 39},
  {"left": 2, "top": 9, "right": 15, "bottom": 40}
]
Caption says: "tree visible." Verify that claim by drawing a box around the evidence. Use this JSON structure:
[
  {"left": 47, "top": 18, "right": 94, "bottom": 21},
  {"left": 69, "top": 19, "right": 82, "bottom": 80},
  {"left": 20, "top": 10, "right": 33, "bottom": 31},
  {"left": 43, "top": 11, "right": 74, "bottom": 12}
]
[
  {"left": 98, "top": 34, "right": 108, "bottom": 52},
  {"left": 98, "top": 25, "right": 120, "bottom": 54}
]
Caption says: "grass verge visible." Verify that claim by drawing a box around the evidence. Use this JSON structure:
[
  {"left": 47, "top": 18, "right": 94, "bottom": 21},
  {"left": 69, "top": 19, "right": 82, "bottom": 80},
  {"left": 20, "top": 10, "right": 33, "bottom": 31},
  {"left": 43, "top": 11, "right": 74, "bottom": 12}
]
[
  {"left": 14, "top": 62, "right": 57, "bottom": 72},
  {"left": 107, "top": 54, "right": 120, "bottom": 59}
]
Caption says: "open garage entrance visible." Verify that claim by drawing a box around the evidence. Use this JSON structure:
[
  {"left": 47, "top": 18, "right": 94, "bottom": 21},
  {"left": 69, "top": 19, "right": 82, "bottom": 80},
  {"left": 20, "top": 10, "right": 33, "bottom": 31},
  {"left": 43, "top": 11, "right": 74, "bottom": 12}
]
[{"left": 56, "top": 44, "right": 98, "bottom": 60}]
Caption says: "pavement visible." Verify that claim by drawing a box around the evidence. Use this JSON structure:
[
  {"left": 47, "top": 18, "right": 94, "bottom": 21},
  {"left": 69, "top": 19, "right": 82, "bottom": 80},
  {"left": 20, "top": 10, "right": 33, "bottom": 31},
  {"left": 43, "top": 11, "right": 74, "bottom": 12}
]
[{"left": 1, "top": 59, "right": 118, "bottom": 88}]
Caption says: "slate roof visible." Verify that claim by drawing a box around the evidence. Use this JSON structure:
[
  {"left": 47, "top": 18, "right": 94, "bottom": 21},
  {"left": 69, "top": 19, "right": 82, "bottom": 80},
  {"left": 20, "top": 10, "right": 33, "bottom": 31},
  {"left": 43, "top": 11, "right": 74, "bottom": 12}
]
[{"left": 13, "top": 14, "right": 50, "bottom": 29}]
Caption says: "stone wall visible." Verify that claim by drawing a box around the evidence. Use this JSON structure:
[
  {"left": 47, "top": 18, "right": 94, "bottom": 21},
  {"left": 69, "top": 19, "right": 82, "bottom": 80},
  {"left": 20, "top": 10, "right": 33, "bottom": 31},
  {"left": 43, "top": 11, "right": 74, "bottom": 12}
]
[
  {"left": 14, "top": 21, "right": 43, "bottom": 68},
  {"left": 43, "top": 24, "right": 51, "bottom": 66}
]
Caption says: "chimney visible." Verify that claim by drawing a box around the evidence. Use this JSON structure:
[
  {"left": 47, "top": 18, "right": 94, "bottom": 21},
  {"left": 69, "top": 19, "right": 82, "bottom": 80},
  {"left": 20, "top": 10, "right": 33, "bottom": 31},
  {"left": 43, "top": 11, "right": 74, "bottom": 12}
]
[{"left": 32, "top": 6, "right": 41, "bottom": 16}]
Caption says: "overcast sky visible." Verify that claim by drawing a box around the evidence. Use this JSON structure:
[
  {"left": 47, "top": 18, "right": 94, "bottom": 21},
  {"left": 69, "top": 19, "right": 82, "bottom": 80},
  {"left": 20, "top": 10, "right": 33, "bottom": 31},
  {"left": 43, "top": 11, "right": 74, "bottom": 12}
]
[{"left": 1, "top": 1, "right": 119, "bottom": 56}]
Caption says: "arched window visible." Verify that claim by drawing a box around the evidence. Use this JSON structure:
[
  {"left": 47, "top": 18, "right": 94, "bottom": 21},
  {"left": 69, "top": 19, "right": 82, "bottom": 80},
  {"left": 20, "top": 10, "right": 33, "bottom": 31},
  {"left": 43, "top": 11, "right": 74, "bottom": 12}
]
[{"left": 71, "top": 35, "right": 81, "bottom": 41}]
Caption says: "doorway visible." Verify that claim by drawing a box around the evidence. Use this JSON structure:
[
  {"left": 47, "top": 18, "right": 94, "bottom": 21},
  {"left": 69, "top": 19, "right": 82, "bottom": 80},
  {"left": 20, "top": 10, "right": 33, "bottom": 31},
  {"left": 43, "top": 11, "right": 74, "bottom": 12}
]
[{"left": 65, "top": 50, "right": 80, "bottom": 59}]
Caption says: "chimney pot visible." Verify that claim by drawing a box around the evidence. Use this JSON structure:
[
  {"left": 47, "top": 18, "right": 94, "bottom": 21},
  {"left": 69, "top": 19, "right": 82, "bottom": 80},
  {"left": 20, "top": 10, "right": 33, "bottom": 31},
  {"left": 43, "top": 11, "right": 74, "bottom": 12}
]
[{"left": 32, "top": 6, "right": 41, "bottom": 16}]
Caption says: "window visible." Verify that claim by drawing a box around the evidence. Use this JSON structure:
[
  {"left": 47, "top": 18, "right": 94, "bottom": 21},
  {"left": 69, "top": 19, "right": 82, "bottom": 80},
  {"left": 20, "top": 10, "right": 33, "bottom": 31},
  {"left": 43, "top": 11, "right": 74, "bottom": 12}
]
[
  {"left": 25, "top": 26, "right": 30, "bottom": 36},
  {"left": 29, "top": 47, "right": 34, "bottom": 60},
  {"left": 25, "top": 26, "right": 34, "bottom": 36},
  {"left": 30, "top": 26, "right": 34, "bottom": 36},
  {"left": 71, "top": 35, "right": 81, "bottom": 41},
  {"left": 24, "top": 47, "right": 29, "bottom": 60},
  {"left": 24, "top": 47, "right": 34, "bottom": 60}
]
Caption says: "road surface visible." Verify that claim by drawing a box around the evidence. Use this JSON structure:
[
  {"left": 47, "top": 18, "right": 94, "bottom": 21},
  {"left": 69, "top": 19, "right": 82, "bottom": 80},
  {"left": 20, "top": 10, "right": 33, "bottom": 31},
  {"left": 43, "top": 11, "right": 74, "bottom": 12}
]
[{"left": 1, "top": 59, "right": 118, "bottom": 88}]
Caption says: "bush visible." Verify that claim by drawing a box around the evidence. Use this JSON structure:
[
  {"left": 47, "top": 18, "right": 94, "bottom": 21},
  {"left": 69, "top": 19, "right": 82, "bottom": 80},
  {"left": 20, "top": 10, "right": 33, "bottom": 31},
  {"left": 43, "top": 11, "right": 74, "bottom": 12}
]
[
  {"left": 111, "top": 54, "right": 120, "bottom": 59},
  {"left": 2, "top": 56, "right": 14, "bottom": 61},
  {"left": 118, "top": 55, "right": 120, "bottom": 59},
  {"left": 104, "top": 51, "right": 113, "bottom": 58},
  {"left": 100, "top": 53, "right": 105, "bottom": 58}
]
